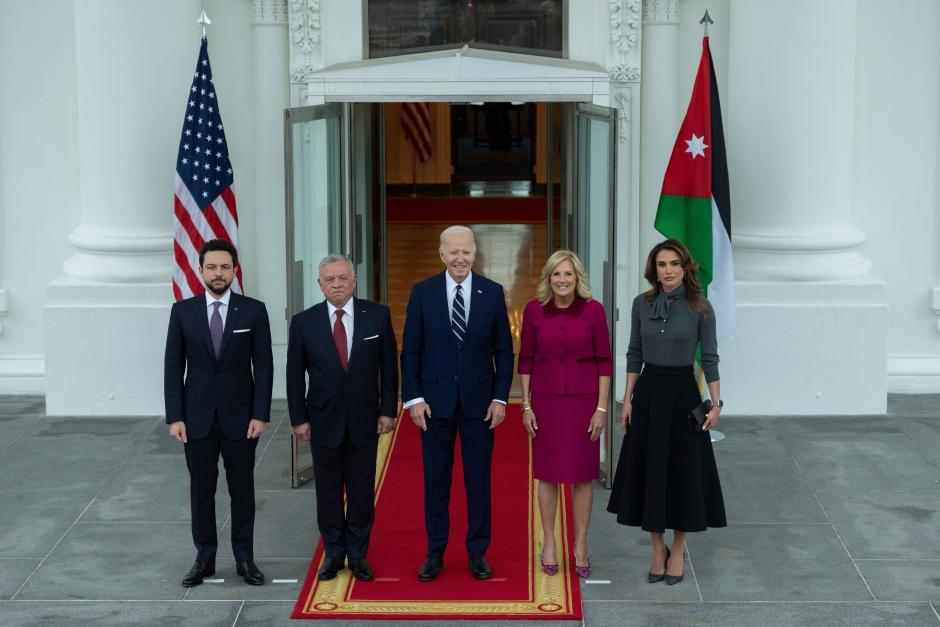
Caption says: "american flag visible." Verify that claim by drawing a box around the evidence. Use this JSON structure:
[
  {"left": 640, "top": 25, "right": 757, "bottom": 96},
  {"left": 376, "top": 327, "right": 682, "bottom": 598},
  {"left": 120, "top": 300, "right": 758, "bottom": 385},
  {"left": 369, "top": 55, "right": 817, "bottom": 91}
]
[
  {"left": 401, "top": 102, "right": 432, "bottom": 162},
  {"left": 172, "top": 36, "right": 242, "bottom": 301}
]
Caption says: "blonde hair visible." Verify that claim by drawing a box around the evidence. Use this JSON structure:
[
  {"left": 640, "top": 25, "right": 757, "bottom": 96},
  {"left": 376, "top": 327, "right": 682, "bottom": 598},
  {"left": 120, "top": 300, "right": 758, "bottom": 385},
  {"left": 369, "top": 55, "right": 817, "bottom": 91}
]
[{"left": 535, "top": 250, "right": 592, "bottom": 304}]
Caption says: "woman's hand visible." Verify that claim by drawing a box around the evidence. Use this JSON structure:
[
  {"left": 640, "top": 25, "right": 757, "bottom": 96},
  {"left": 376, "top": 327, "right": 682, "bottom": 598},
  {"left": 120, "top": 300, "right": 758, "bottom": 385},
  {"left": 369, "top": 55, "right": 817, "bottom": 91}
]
[
  {"left": 703, "top": 405, "right": 721, "bottom": 431},
  {"left": 588, "top": 410, "right": 607, "bottom": 442},
  {"left": 620, "top": 401, "right": 632, "bottom": 431},
  {"left": 522, "top": 407, "right": 538, "bottom": 439}
]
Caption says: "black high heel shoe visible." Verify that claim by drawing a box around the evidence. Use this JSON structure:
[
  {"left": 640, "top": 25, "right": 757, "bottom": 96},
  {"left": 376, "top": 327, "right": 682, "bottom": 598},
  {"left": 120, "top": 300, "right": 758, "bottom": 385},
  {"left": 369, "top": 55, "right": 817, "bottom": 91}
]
[
  {"left": 665, "top": 548, "right": 684, "bottom": 585},
  {"left": 648, "top": 547, "right": 669, "bottom": 583}
]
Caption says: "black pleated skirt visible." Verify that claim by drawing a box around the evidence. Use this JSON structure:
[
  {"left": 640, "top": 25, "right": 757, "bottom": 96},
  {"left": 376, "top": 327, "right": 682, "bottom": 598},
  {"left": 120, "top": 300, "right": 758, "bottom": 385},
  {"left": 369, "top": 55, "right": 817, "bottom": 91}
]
[{"left": 607, "top": 364, "right": 726, "bottom": 533}]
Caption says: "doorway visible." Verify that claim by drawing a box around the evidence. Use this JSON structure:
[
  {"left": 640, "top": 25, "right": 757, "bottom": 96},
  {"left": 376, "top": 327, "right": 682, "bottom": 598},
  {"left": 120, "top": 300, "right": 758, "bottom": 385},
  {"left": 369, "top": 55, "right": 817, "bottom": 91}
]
[{"left": 284, "top": 100, "right": 617, "bottom": 487}]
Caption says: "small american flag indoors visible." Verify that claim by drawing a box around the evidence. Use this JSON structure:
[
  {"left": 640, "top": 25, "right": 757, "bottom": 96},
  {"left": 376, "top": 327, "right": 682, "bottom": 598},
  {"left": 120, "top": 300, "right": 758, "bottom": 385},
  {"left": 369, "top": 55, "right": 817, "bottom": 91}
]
[{"left": 172, "top": 36, "right": 242, "bottom": 301}]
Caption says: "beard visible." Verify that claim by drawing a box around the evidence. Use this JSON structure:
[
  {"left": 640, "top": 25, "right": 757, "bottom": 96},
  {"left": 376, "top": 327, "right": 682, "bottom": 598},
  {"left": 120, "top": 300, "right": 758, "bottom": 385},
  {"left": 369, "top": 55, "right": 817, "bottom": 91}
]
[{"left": 204, "top": 277, "right": 232, "bottom": 296}]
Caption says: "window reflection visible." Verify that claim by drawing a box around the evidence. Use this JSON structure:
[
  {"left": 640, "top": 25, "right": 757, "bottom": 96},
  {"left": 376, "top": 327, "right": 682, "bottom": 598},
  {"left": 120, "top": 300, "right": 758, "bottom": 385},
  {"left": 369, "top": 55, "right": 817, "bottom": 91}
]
[{"left": 368, "top": 0, "right": 564, "bottom": 59}]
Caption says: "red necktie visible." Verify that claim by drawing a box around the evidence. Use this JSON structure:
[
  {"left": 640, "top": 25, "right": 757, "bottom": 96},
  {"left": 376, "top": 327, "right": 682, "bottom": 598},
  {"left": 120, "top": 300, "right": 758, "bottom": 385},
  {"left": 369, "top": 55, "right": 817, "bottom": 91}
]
[{"left": 333, "top": 309, "right": 348, "bottom": 370}]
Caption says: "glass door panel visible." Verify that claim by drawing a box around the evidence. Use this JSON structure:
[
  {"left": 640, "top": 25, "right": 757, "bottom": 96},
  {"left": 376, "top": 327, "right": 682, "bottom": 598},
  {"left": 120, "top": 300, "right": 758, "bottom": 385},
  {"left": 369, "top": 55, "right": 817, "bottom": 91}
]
[
  {"left": 574, "top": 103, "right": 617, "bottom": 487},
  {"left": 284, "top": 103, "right": 346, "bottom": 487}
]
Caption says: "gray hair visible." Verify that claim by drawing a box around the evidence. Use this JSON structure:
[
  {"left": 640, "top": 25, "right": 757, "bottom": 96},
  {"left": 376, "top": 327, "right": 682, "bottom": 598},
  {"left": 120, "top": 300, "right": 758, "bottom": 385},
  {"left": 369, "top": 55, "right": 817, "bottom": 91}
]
[
  {"left": 439, "top": 225, "right": 476, "bottom": 252},
  {"left": 318, "top": 254, "right": 356, "bottom": 276}
]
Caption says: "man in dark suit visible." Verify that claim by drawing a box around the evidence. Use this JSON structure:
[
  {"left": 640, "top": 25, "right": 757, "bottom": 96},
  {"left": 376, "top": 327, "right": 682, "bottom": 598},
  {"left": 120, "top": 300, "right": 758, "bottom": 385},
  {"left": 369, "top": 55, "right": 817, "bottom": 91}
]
[
  {"left": 164, "top": 238, "right": 273, "bottom": 587},
  {"left": 286, "top": 254, "right": 398, "bottom": 582},
  {"left": 401, "top": 226, "right": 514, "bottom": 581}
]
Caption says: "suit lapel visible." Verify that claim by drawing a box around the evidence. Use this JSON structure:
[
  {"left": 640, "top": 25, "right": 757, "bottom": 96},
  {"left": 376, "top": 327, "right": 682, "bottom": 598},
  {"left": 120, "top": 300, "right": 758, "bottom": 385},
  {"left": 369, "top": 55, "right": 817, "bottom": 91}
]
[
  {"left": 194, "top": 295, "right": 216, "bottom": 360},
  {"left": 346, "top": 299, "right": 367, "bottom": 369},
  {"left": 463, "top": 275, "right": 482, "bottom": 343},
  {"left": 433, "top": 272, "right": 458, "bottom": 347},
  {"left": 314, "top": 301, "right": 345, "bottom": 372},
  {"left": 217, "top": 292, "right": 241, "bottom": 361}
]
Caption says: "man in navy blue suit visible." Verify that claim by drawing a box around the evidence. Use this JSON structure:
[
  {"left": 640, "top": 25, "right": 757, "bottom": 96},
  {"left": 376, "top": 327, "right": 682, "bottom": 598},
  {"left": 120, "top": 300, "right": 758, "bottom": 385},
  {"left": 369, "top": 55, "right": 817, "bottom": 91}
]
[
  {"left": 401, "top": 226, "right": 514, "bottom": 582},
  {"left": 164, "top": 239, "right": 273, "bottom": 588}
]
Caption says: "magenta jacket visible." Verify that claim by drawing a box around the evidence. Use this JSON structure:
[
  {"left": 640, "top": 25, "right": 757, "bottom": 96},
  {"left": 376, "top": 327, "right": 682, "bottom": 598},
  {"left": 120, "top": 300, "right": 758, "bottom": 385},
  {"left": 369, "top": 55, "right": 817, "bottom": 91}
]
[{"left": 517, "top": 296, "right": 613, "bottom": 395}]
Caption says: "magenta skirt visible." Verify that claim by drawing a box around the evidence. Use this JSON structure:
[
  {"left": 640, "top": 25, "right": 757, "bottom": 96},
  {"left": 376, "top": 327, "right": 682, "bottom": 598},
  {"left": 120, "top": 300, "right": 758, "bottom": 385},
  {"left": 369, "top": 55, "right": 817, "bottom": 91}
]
[{"left": 531, "top": 392, "right": 600, "bottom": 484}]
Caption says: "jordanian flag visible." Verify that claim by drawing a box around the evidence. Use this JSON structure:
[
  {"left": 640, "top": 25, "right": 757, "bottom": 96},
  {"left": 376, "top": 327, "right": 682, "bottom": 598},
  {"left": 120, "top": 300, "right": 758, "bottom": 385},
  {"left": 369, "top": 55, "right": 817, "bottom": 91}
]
[{"left": 655, "top": 36, "right": 735, "bottom": 340}]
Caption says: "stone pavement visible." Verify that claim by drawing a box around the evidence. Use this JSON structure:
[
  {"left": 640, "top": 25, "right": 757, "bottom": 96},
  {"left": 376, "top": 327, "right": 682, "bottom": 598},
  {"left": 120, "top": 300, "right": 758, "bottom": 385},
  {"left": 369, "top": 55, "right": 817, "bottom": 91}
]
[{"left": 0, "top": 395, "right": 938, "bottom": 626}]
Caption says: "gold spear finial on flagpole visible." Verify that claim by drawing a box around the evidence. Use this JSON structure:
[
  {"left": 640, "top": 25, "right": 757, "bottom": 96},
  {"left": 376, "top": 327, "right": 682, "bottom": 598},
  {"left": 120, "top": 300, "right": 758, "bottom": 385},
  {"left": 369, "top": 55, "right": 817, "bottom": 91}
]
[
  {"left": 700, "top": 9, "right": 714, "bottom": 36},
  {"left": 197, "top": 9, "right": 212, "bottom": 38}
]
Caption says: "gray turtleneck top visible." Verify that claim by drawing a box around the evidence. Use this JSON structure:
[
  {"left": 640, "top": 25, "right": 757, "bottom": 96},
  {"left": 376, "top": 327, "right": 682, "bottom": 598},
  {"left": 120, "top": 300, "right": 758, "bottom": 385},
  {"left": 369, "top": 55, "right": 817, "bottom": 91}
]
[{"left": 626, "top": 293, "right": 720, "bottom": 382}]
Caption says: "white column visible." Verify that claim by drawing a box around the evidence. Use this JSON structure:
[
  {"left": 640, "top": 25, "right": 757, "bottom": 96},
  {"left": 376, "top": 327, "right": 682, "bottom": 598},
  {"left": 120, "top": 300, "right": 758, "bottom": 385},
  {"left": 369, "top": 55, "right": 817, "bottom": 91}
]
[
  {"left": 719, "top": 0, "right": 887, "bottom": 415},
  {"left": 252, "top": 0, "right": 290, "bottom": 398},
  {"left": 728, "top": 0, "right": 870, "bottom": 281},
  {"left": 638, "top": 0, "right": 679, "bottom": 258},
  {"left": 44, "top": 0, "right": 202, "bottom": 415}
]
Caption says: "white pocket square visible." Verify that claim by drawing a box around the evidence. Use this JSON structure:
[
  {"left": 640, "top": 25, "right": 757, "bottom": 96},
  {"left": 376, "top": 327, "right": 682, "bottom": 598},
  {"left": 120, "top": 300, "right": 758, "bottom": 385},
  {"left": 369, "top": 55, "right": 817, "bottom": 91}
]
[
  {"left": 232, "top": 328, "right": 251, "bottom": 334},
  {"left": 363, "top": 334, "right": 380, "bottom": 341}
]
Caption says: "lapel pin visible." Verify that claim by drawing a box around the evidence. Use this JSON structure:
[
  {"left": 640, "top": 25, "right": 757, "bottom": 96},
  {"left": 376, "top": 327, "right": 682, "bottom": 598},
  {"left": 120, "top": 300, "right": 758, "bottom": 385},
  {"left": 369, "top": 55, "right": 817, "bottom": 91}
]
[{"left": 477, "top": 289, "right": 483, "bottom": 294}]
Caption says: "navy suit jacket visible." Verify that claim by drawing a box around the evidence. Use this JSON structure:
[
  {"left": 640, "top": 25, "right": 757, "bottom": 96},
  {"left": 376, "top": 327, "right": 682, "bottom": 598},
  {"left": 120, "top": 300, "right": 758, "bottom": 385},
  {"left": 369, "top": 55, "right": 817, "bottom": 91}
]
[
  {"left": 286, "top": 298, "right": 399, "bottom": 449},
  {"left": 164, "top": 292, "right": 274, "bottom": 441},
  {"left": 401, "top": 271, "right": 514, "bottom": 418}
]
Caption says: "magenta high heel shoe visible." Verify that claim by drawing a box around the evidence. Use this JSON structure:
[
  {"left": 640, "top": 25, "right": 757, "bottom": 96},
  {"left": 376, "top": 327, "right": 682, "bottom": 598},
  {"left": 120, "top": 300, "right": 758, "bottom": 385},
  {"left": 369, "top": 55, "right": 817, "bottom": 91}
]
[
  {"left": 574, "top": 556, "right": 591, "bottom": 578},
  {"left": 539, "top": 550, "right": 558, "bottom": 576}
]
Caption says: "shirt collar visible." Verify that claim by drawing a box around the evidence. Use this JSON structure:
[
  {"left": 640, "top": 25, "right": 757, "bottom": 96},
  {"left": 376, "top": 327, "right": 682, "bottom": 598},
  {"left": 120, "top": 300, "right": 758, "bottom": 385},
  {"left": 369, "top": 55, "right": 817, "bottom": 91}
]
[
  {"left": 327, "top": 298, "right": 355, "bottom": 319},
  {"left": 445, "top": 271, "right": 473, "bottom": 294},
  {"left": 205, "top": 289, "right": 231, "bottom": 309}
]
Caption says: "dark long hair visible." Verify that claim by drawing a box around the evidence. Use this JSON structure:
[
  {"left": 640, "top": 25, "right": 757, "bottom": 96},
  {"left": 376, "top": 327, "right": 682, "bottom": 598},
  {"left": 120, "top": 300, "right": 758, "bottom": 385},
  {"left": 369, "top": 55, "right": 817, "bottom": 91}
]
[{"left": 642, "top": 239, "right": 709, "bottom": 318}]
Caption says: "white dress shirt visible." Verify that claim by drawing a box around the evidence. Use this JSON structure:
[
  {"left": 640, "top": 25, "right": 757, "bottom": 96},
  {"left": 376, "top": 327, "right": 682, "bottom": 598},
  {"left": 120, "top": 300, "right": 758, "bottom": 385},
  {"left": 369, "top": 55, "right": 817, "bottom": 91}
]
[
  {"left": 404, "top": 271, "right": 505, "bottom": 409},
  {"left": 327, "top": 298, "right": 355, "bottom": 360},
  {"left": 205, "top": 289, "right": 231, "bottom": 329}
]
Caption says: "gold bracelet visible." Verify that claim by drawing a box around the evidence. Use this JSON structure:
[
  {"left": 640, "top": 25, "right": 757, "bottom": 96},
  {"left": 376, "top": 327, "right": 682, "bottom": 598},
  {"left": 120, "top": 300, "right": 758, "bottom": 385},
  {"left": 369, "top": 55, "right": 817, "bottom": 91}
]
[{"left": 595, "top": 407, "right": 608, "bottom": 413}]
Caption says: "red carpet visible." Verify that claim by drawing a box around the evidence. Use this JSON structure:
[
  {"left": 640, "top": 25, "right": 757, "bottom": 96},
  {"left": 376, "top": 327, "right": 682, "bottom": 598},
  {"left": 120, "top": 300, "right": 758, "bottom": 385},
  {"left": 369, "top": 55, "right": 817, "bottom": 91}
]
[
  {"left": 292, "top": 405, "right": 582, "bottom": 620},
  {"left": 387, "top": 196, "right": 560, "bottom": 224}
]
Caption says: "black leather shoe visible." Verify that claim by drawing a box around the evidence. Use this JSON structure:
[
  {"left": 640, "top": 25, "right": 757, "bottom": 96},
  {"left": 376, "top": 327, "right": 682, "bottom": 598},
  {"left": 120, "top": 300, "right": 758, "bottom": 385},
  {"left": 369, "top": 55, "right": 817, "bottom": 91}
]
[
  {"left": 648, "top": 547, "right": 669, "bottom": 583},
  {"left": 665, "top": 550, "right": 684, "bottom": 585},
  {"left": 236, "top": 560, "right": 265, "bottom": 586},
  {"left": 418, "top": 554, "right": 444, "bottom": 582},
  {"left": 181, "top": 560, "right": 215, "bottom": 587},
  {"left": 318, "top": 557, "right": 345, "bottom": 581},
  {"left": 468, "top": 554, "right": 492, "bottom": 580},
  {"left": 349, "top": 557, "right": 374, "bottom": 581}
]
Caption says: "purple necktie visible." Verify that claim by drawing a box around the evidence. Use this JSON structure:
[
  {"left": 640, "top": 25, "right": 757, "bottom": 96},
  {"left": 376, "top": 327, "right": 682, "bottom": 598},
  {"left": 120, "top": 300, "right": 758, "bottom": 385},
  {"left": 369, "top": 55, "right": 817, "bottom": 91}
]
[{"left": 210, "top": 301, "right": 223, "bottom": 358}]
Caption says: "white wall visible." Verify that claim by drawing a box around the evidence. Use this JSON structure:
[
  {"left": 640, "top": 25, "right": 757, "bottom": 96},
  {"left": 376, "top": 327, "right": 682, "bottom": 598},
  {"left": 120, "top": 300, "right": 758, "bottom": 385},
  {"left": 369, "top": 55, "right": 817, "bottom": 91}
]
[
  {"left": 854, "top": 0, "right": 940, "bottom": 392},
  {"left": 0, "top": 0, "right": 81, "bottom": 393}
]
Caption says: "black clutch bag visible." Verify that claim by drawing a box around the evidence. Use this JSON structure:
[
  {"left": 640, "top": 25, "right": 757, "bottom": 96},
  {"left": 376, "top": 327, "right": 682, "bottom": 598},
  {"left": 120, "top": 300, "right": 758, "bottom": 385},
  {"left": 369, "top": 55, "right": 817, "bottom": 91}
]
[{"left": 687, "top": 399, "right": 713, "bottom": 432}]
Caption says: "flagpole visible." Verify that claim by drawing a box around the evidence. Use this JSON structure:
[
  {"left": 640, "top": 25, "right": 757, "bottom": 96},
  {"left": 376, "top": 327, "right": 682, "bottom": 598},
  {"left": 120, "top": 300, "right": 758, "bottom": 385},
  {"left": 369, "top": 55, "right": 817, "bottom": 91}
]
[
  {"left": 697, "top": 8, "right": 725, "bottom": 444},
  {"left": 197, "top": 9, "right": 211, "bottom": 38},
  {"left": 699, "top": 10, "right": 713, "bottom": 37}
]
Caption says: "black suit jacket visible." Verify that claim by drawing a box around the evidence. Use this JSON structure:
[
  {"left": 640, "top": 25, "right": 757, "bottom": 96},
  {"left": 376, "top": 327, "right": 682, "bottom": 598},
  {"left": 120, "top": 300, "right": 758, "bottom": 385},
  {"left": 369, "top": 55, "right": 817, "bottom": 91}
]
[
  {"left": 286, "top": 298, "right": 399, "bottom": 448},
  {"left": 164, "top": 292, "right": 274, "bottom": 440},
  {"left": 400, "top": 271, "right": 514, "bottom": 418}
]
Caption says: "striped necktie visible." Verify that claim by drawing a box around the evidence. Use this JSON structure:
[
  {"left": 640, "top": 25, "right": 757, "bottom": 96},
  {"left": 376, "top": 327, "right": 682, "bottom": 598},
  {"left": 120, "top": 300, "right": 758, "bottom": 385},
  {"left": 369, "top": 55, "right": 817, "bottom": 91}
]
[{"left": 452, "top": 284, "right": 466, "bottom": 345}]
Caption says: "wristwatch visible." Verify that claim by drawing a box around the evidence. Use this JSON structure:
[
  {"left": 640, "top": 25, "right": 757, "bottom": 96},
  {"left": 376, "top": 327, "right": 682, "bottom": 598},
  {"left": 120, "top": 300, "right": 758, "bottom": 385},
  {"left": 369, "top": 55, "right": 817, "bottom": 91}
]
[{"left": 715, "top": 399, "right": 724, "bottom": 408}]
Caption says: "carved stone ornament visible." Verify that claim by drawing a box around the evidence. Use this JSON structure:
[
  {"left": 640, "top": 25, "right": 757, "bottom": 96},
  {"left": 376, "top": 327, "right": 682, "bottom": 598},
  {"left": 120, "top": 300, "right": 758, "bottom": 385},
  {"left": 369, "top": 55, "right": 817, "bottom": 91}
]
[
  {"left": 253, "top": 0, "right": 289, "bottom": 25},
  {"left": 609, "top": 64, "right": 640, "bottom": 82},
  {"left": 609, "top": 0, "right": 642, "bottom": 64},
  {"left": 642, "top": 0, "right": 679, "bottom": 24},
  {"left": 288, "top": 0, "right": 322, "bottom": 82},
  {"left": 614, "top": 89, "right": 632, "bottom": 144}
]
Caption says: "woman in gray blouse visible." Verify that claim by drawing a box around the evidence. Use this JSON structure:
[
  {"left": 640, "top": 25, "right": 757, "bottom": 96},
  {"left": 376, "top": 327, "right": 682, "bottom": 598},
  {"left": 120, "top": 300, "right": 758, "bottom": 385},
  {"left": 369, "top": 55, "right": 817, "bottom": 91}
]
[{"left": 607, "top": 239, "right": 726, "bottom": 585}]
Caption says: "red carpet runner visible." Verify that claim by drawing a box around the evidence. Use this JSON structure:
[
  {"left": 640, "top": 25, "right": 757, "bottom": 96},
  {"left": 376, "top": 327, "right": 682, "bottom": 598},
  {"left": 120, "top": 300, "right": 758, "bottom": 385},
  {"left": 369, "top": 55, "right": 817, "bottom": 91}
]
[{"left": 292, "top": 405, "right": 583, "bottom": 620}]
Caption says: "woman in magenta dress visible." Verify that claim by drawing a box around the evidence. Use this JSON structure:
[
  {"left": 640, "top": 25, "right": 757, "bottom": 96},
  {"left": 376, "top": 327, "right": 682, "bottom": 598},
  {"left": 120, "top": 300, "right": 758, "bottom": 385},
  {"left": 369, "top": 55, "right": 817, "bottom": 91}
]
[{"left": 518, "top": 250, "right": 612, "bottom": 578}]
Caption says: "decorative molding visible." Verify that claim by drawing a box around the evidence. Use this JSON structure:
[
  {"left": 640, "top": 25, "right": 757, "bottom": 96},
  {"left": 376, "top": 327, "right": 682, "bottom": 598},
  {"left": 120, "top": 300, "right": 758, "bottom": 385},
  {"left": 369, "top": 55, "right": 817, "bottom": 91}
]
[
  {"left": 613, "top": 89, "right": 632, "bottom": 144},
  {"left": 642, "top": 0, "right": 679, "bottom": 24},
  {"left": 253, "top": 0, "right": 289, "bottom": 25},
  {"left": 288, "top": 0, "right": 322, "bottom": 82},
  {"left": 609, "top": 0, "right": 641, "bottom": 68},
  {"left": 0, "top": 287, "right": 7, "bottom": 335},
  {"left": 609, "top": 64, "right": 640, "bottom": 82}
]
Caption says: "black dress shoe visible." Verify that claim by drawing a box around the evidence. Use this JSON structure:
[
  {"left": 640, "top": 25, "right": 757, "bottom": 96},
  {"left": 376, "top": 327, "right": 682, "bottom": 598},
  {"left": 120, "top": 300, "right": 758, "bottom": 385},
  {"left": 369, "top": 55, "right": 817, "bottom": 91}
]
[
  {"left": 648, "top": 547, "right": 669, "bottom": 584},
  {"left": 468, "top": 554, "right": 492, "bottom": 580},
  {"left": 418, "top": 554, "right": 444, "bottom": 582},
  {"left": 236, "top": 560, "right": 265, "bottom": 586},
  {"left": 665, "top": 550, "right": 684, "bottom": 585},
  {"left": 318, "top": 557, "right": 345, "bottom": 581},
  {"left": 349, "top": 557, "right": 374, "bottom": 581},
  {"left": 181, "top": 560, "right": 215, "bottom": 587}
]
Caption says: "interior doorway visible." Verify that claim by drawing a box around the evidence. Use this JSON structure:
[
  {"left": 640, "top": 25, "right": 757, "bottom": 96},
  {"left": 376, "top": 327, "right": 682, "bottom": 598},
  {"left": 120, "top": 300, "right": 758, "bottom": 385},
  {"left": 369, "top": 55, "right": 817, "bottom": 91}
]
[{"left": 284, "top": 99, "right": 617, "bottom": 487}]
